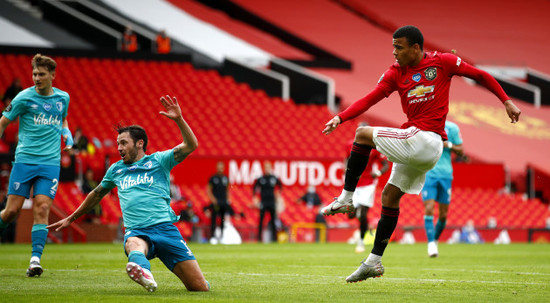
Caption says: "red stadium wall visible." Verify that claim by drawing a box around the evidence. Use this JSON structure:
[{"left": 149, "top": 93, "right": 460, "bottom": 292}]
[
  {"left": 453, "top": 163, "right": 505, "bottom": 189},
  {"left": 173, "top": 158, "right": 505, "bottom": 189},
  {"left": 529, "top": 164, "right": 550, "bottom": 203}
]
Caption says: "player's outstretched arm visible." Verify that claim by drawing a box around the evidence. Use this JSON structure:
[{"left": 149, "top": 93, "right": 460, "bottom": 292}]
[
  {"left": 322, "top": 88, "right": 386, "bottom": 135},
  {"left": 0, "top": 116, "right": 13, "bottom": 138},
  {"left": 159, "top": 95, "right": 198, "bottom": 162},
  {"left": 503, "top": 100, "right": 521, "bottom": 123},
  {"left": 455, "top": 61, "right": 521, "bottom": 123},
  {"left": 61, "top": 118, "right": 74, "bottom": 151},
  {"left": 47, "top": 185, "right": 111, "bottom": 231},
  {"left": 322, "top": 116, "right": 342, "bottom": 135}
]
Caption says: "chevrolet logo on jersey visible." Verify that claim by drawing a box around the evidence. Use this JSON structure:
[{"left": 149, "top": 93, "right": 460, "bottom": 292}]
[{"left": 407, "top": 85, "right": 434, "bottom": 98}]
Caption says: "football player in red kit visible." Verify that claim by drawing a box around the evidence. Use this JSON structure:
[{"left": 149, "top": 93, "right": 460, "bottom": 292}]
[{"left": 321, "top": 25, "right": 521, "bottom": 283}]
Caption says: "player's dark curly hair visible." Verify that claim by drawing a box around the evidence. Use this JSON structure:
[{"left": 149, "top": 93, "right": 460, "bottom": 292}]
[
  {"left": 115, "top": 124, "right": 148, "bottom": 152},
  {"left": 393, "top": 25, "right": 424, "bottom": 51}
]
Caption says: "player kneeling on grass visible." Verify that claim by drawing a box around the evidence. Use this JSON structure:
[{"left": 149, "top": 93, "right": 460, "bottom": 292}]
[{"left": 48, "top": 95, "right": 209, "bottom": 292}]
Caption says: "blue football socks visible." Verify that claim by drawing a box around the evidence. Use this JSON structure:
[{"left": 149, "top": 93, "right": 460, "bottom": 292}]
[
  {"left": 435, "top": 219, "right": 447, "bottom": 241},
  {"left": 31, "top": 224, "right": 48, "bottom": 259},
  {"left": 424, "top": 215, "right": 435, "bottom": 243},
  {"left": 128, "top": 250, "right": 151, "bottom": 271}
]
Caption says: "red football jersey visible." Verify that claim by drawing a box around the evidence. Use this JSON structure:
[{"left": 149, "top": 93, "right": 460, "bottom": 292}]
[{"left": 339, "top": 52, "right": 509, "bottom": 140}]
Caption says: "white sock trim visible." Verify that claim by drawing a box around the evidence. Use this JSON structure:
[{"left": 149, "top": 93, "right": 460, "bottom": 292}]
[
  {"left": 365, "top": 253, "right": 382, "bottom": 265},
  {"left": 339, "top": 190, "right": 354, "bottom": 202}
]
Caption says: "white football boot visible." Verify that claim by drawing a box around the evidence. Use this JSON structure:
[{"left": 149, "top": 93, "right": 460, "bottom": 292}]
[
  {"left": 321, "top": 197, "right": 354, "bottom": 216},
  {"left": 126, "top": 262, "right": 158, "bottom": 292},
  {"left": 427, "top": 241, "right": 439, "bottom": 258}
]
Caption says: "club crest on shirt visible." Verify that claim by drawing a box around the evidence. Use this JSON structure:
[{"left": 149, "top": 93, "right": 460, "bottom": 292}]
[
  {"left": 425, "top": 67, "right": 437, "bottom": 81},
  {"left": 43, "top": 103, "right": 52, "bottom": 111},
  {"left": 143, "top": 161, "right": 153, "bottom": 169},
  {"left": 56, "top": 102, "right": 63, "bottom": 112},
  {"left": 412, "top": 73, "right": 422, "bottom": 82}
]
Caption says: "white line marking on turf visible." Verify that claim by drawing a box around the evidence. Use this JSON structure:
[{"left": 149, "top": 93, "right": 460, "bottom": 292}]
[
  {"left": 425, "top": 268, "right": 550, "bottom": 276},
  {"left": 284, "top": 264, "right": 550, "bottom": 276},
  {"left": 205, "top": 272, "right": 548, "bottom": 285},
  {"left": 1, "top": 269, "right": 547, "bottom": 286}
]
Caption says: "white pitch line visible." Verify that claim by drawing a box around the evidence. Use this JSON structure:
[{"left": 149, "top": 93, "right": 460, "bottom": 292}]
[
  {"left": 1, "top": 269, "right": 548, "bottom": 286},
  {"left": 206, "top": 272, "right": 548, "bottom": 285},
  {"left": 426, "top": 268, "right": 550, "bottom": 276},
  {"left": 284, "top": 264, "right": 550, "bottom": 276}
]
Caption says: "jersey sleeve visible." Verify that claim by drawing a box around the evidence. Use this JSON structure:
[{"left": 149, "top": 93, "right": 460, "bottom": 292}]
[
  {"left": 155, "top": 149, "right": 178, "bottom": 171},
  {"left": 252, "top": 178, "right": 259, "bottom": 194},
  {"left": 337, "top": 68, "right": 396, "bottom": 123},
  {"left": 100, "top": 164, "right": 118, "bottom": 190},
  {"left": 208, "top": 176, "right": 214, "bottom": 187},
  {"left": 2, "top": 93, "right": 26, "bottom": 121},
  {"left": 448, "top": 123, "right": 463, "bottom": 145},
  {"left": 440, "top": 53, "right": 510, "bottom": 102},
  {"left": 63, "top": 94, "right": 70, "bottom": 119},
  {"left": 376, "top": 67, "right": 398, "bottom": 97},
  {"left": 439, "top": 53, "right": 463, "bottom": 76}
]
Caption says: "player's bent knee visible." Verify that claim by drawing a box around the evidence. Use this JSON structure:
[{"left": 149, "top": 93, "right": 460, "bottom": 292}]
[
  {"left": 354, "top": 126, "right": 375, "bottom": 147},
  {"left": 1, "top": 208, "right": 20, "bottom": 222},
  {"left": 381, "top": 184, "right": 403, "bottom": 208},
  {"left": 185, "top": 280, "right": 210, "bottom": 292},
  {"left": 124, "top": 236, "right": 148, "bottom": 254}
]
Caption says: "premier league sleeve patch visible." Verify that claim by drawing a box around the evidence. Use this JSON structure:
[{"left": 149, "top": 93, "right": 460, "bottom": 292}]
[
  {"left": 377, "top": 73, "right": 385, "bottom": 84},
  {"left": 424, "top": 67, "right": 437, "bottom": 81}
]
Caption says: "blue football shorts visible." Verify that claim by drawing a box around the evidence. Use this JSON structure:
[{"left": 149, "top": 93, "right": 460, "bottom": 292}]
[
  {"left": 124, "top": 222, "right": 196, "bottom": 271},
  {"left": 8, "top": 163, "right": 60, "bottom": 199},
  {"left": 421, "top": 177, "right": 452, "bottom": 205}
]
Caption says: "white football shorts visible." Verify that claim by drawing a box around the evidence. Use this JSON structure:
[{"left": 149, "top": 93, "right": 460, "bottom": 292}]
[
  {"left": 352, "top": 182, "right": 377, "bottom": 208},
  {"left": 373, "top": 126, "right": 443, "bottom": 194}
]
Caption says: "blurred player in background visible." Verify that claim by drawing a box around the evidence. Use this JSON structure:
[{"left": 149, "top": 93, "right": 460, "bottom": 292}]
[
  {"left": 0, "top": 54, "right": 73, "bottom": 277},
  {"left": 421, "top": 120, "right": 463, "bottom": 257},
  {"left": 252, "top": 162, "right": 282, "bottom": 243},
  {"left": 48, "top": 96, "right": 209, "bottom": 292},
  {"left": 207, "top": 161, "right": 230, "bottom": 244},
  {"left": 345, "top": 126, "right": 389, "bottom": 253},
  {"left": 321, "top": 25, "right": 521, "bottom": 283}
]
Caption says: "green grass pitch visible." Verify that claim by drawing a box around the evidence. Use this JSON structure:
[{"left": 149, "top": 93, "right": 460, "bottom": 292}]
[{"left": 1, "top": 242, "right": 549, "bottom": 302}]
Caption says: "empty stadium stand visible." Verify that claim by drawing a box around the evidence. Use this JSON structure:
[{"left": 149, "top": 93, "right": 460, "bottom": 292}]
[{"left": 2, "top": 52, "right": 548, "bottom": 243}]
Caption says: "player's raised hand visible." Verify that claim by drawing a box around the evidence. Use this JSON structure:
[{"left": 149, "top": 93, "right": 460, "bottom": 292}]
[
  {"left": 322, "top": 116, "right": 342, "bottom": 135},
  {"left": 504, "top": 100, "right": 521, "bottom": 124},
  {"left": 47, "top": 216, "right": 73, "bottom": 232},
  {"left": 159, "top": 95, "right": 183, "bottom": 121}
]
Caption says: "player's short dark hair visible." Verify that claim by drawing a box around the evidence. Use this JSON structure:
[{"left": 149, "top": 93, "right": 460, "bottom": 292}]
[
  {"left": 31, "top": 54, "right": 57, "bottom": 72},
  {"left": 116, "top": 124, "right": 148, "bottom": 152},
  {"left": 393, "top": 25, "right": 424, "bottom": 51}
]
